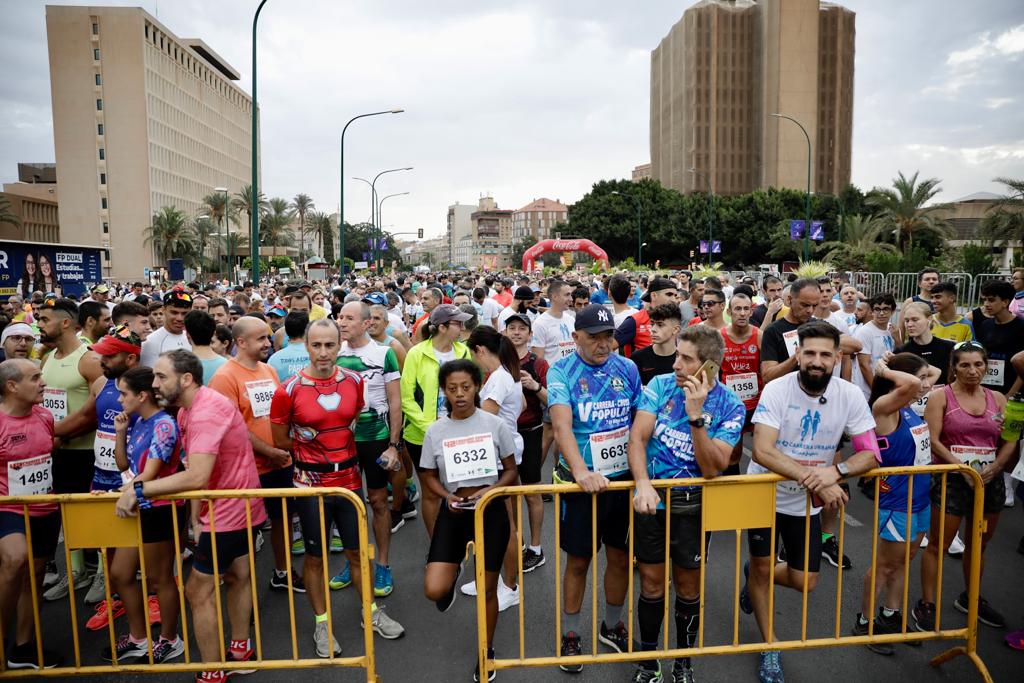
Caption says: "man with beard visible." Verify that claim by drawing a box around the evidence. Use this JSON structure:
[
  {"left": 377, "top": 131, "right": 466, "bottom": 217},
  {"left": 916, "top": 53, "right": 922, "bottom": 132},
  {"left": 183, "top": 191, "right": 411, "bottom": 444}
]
[
  {"left": 740, "top": 321, "right": 880, "bottom": 683},
  {"left": 140, "top": 291, "right": 193, "bottom": 368},
  {"left": 901, "top": 268, "right": 939, "bottom": 313},
  {"left": 77, "top": 301, "right": 112, "bottom": 345}
]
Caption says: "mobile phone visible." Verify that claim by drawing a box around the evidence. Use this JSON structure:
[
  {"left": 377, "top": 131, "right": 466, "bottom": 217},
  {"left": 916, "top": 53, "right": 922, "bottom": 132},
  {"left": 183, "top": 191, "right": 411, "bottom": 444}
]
[
  {"left": 696, "top": 360, "right": 719, "bottom": 386},
  {"left": 452, "top": 499, "right": 478, "bottom": 510}
]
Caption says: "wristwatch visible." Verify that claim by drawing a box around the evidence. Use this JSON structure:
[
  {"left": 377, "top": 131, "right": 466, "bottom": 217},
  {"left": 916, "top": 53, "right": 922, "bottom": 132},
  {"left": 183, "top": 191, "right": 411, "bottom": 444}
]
[
  {"left": 388, "top": 441, "right": 404, "bottom": 451},
  {"left": 687, "top": 416, "right": 706, "bottom": 429},
  {"left": 133, "top": 481, "right": 146, "bottom": 504},
  {"left": 835, "top": 462, "right": 850, "bottom": 480}
]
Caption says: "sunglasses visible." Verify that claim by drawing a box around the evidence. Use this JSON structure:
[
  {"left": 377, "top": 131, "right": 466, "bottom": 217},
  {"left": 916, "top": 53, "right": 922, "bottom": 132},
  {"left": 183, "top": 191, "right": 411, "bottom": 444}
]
[
  {"left": 954, "top": 340, "right": 985, "bottom": 351},
  {"left": 700, "top": 300, "right": 723, "bottom": 307}
]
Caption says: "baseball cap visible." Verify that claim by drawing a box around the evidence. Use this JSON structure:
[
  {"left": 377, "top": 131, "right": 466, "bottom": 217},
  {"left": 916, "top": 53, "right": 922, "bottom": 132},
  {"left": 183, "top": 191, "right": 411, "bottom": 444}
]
[
  {"left": 641, "top": 277, "right": 677, "bottom": 302},
  {"left": 90, "top": 324, "right": 142, "bottom": 356},
  {"left": 574, "top": 304, "right": 616, "bottom": 334},
  {"left": 429, "top": 304, "right": 473, "bottom": 326},
  {"left": 164, "top": 290, "right": 194, "bottom": 308},
  {"left": 504, "top": 313, "right": 532, "bottom": 329},
  {"left": 363, "top": 292, "right": 388, "bottom": 306},
  {"left": 1, "top": 323, "right": 35, "bottom": 345},
  {"left": 228, "top": 304, "right": 246, "bottom": 316},
  {"left": 91, "top": 283, "right": 110, "bottom": 294},
  {"left": 267, "top": 304, "right": 287, "bottom": 317},
  {"left": 513, "top": 286, "right": 534, "bottom": 301}
]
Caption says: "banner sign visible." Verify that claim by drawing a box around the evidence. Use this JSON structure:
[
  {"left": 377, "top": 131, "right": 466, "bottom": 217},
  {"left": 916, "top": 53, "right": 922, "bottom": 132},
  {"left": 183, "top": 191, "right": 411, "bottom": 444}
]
[
  {"left": 809, "top": 220, "right": 824, "bottom": 241},
  {"left": 699, "top": 240, "right": 722, "bottom": 254},
  {"left": 0, "top": 241, "right": 103, "bottom": 300},
  {"left": 789, "top": 220, "right": 805, "bottom": 240},
  {"left": 522, "top": 238, "right": 610, "bottom": 272}
]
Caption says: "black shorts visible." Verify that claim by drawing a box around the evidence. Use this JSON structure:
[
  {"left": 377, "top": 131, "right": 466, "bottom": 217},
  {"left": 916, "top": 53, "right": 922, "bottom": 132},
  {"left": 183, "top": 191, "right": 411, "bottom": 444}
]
[
  {"left": 193, "top": 527, "right": 258, "bottom": 575},
  {"left": 930, "top": 472, "right": 1005, "bottom": 517},
  {"left": 140, "top": 504, "right": 187, "bottom": 544},
  {"left": 427, "top": 501, "right": 510, "bottom": 572},
  {"left": 748, "top": 512, "right": 822, "bottom": 573},
  {"left": 295, "top": 493, "right": 361, "bottom": 557},
  {"left": 52, "top": 449, "right": 93, "bottom": 495},
  {"left": 407, "top": 442, "right": 425, "bottom": 471},
  {"left": 0, "top": 511, "right": 61, "bottom": 559},
  {"left": 559, "top": 484, "right": 631, "bottom": 558},
  {"left": 635, "top": 500, "right": 709, "bottom": 569},
  {"left": 356, "top": 439, "right": 391, "bottom": 491},
  {"left": 743, "top": 408, "right": 755, "bottom": 433},
  {"left": 518, "top": 427, "right": 543, "bottom": 485},
  {"left": 258, "top": 465, "right": 294, "bottom": 522}
]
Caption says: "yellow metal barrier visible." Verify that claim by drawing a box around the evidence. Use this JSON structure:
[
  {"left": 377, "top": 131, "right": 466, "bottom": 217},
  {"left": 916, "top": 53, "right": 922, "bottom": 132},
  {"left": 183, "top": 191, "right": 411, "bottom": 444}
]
[
  {"left": 0, "top": 487, "right": 378, "bottom": 681},
  {"left": 472, "top": 465, "right": 993, "bottom": 682}
]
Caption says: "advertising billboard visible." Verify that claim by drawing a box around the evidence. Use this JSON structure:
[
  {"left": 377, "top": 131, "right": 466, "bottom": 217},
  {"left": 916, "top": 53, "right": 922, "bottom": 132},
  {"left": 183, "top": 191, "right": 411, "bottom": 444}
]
[{"left": 0, "top": 241, "right": 103, "bottom": 300}]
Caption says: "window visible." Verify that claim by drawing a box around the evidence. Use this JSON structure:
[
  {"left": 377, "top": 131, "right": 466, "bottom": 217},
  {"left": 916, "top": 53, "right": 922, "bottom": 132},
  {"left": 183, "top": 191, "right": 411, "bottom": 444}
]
[
  {"left": 92, "top": 22, "right": 98, "bottom": 35},
  {"left": 101, "top": 197, "right": 108, "bottom": 209},
  {"left": 97, "top": 123, "right": 103, "bottom": 136},
  {"left": 104, "top": 250, "right": 110, "bottom": 262},
  {"left": 98, "top": 148, "right": 105, "bottom": 160},
  {"left": 102, "top": 222, "right": 109, "bottom": 234},
  {"left": 93, "top": 48, "right": 100, "bottom": 60},
  {"left": 95, "top": 74, "right": 101, "bottom": 86},
  {"left": 96, "top": 98, "right": 102, "bottom": 111},
  {"left": 99, "top": 173, "right": 106, "bottom": 185}
]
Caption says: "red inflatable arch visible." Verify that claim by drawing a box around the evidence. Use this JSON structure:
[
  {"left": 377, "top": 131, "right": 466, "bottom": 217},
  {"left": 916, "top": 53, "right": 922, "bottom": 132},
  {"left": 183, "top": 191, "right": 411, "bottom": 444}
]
[{"left": 522, "top": 238, "right": 609, "bottom": 272}]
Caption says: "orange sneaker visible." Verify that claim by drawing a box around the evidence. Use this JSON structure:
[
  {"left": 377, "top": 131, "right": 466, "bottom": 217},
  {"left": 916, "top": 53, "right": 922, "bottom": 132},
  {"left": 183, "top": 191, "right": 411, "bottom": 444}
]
[
  {"left": 86, "top": 598, "right": 125, "bottom": 631},
  {"left": 147, "top": 595, "right": 162, "bottom": 625}
]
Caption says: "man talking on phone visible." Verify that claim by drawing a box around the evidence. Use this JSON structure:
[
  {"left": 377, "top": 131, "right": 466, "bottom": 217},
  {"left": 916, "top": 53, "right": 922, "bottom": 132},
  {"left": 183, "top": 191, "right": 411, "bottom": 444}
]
[{"left": 740, "top": 321, "right": 880, "bottom": 683}]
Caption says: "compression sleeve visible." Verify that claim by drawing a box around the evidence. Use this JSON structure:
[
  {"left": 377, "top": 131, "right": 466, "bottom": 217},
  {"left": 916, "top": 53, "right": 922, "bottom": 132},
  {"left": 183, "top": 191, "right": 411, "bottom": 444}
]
[{"left": 851, "top": 429, "right": 882, "bottom": 463}]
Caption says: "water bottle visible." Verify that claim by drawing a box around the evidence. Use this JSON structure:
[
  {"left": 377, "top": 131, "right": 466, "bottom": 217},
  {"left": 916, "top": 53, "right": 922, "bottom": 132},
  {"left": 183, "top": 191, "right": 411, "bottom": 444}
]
[
  {"left": 377, "top": 455, "right": 401, "bottom": 472},
  {"left": 1000, "top": 392, "right": 1024, "bottom": 442}
]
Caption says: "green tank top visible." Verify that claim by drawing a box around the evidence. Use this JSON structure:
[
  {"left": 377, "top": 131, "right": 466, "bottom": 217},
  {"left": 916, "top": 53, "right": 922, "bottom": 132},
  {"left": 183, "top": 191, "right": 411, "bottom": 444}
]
[{"left": 41, "top": 343, "right": 94, "bottom": 450}]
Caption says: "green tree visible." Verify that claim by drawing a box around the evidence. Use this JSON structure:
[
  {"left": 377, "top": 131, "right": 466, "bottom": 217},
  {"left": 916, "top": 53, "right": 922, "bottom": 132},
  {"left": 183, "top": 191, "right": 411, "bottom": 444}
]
[
  {"left": 220, "top": 231, "right": 248, "bottom": 274},
  {"left": 269, "top": 255, "right": 293, "bottom": 270},
  {"left": 230, "top": 184, "right": 269, "bottom": 239},
  {"left": 866, "top": 171, "right": 953, "bottom": 254},
  {"left": 260, "top": 197, "right": 296, "bottom": 258},
  {"left": 191, "top": 216, "right": 219, "bottom": 271},
  {"left": 144, "top": 206, "right": 196, "bottom": 264},
  {"left": 0, "top": 197, "right": 21, "bottom": 229},
  {"left": 511, "top": 235, "right": 537, "bottom": 268},
  {"left": 292, "top": 193, "right": 315, "bottom": 260},
  {"left": 819, "top": 214, "right": 899, "bottom": 270},
  {"left": 308, "top": 212, "right": 334, "bottom": 264},
  {"left": 981, "top": 176, "right": 1024, "bottom": 248}
]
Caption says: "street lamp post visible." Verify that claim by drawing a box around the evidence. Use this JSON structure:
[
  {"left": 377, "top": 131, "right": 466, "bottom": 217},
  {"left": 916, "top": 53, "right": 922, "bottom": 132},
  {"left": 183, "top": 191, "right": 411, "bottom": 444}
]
[
  {"left": 353, "top": 177, "right": 375, "bottom": 267},
  {"left": 370, "top": 167, "right": 413, "bottom": 270},
  {"left": 250, "top": 0, "right": 268, "bottom": 282},
  {"left": 198, "top": 215, "right": 210, "bottom": 277},
  {"left": 610, "top": 190, "right": 642, "bottom": 266},
  {"left": 640, "top": 242, "right": 648, "bottom": 266},
  {"left": 215, "top": 186, "right": 228, "bottom": 280},
  {"left": 339, "top": 109, "right": 404, "bottom": 277},
  {"left": 689, "top": 167, "right": 715, "bottom": 263},
  {"left": 377, "top": 191, "right": 410, "bottom": 271},
  {"left": 769, "top": 113, "right": 813, "bottom": 262}
]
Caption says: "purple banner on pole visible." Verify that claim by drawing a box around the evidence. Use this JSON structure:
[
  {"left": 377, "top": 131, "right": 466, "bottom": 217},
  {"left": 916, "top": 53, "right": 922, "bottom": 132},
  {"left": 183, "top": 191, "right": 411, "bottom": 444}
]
[
  {"left": 712, "top": 240, "right": 721, "bottom": 254},
  {"left": 809, "top": 220, "right": 824, "bottom": 241},
  {"left": 379, "top": 240, "right": 388, "bottom": 252},
  {"left": 699, "top": 240, "right": 709, "bottom": 254},
  {"left": 789, "top": 219, "right": 805, "bottom": 240}
]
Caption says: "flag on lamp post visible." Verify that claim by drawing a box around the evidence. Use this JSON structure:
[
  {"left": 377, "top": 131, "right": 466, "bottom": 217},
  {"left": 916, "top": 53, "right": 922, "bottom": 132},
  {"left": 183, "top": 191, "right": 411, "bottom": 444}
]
[
  {"left": 809, "top": 221, "right": 825, "bottom": 241},
  {"left": 789, "top": 220, "right": 806, "bottom": 240}
]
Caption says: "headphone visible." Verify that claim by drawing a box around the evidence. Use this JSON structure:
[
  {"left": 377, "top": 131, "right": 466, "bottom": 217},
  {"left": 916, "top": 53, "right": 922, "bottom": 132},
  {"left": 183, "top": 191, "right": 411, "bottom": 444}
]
[{"left": 818, "top": 395, "right": 828, "bottom": 405}]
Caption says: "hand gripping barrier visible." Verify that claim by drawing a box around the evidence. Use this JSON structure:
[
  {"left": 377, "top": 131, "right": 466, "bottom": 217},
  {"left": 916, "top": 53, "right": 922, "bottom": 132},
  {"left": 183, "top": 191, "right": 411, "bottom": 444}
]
[
  {"left": 471, "top": 465, "right": 993, "bottom": 682},
  {"left": 0, "top": 487, "right": 379, "bottom": 681}
]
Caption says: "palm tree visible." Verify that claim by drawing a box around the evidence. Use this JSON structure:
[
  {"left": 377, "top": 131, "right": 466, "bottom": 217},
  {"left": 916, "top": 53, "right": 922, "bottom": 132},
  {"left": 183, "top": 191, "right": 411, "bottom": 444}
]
[
  {"left": 308, "top": 212, "right": 335, "bottom": 264},
  {"left": 260, "top": 197, "right": 296, "bottom": 258},
  {"left": 191, "top": 216, "right": 219, "bottom": 271},
  {"left": 981, "top": 176, "right": 1024, "bottom": 248},
  {"left": 820, "top": 214, "right": 899, "bottom": 260},
  {"left": 292, "top": 193, "right": 314, "bottom": 261},
  {"left": 866, "top": 171, "right": 953, "bottom": 254},
  {"left": 144, "top": 206, "right": 197, "bottom": 263},
  {"left": 220, "top": 231, "right": 249, "bottom": 275},
  {"left": 0, "top": 197, "right": 21, "bottom": 229},
  {"left": 230, "top": 184, "right": 268, "bottom": 238}
]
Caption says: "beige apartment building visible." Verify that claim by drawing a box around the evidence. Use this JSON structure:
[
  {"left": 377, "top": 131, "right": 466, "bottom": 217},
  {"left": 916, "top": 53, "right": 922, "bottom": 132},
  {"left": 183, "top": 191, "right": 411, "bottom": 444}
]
[
  {"left": 46, "top": 5, "right": 255, "bottom": 280},
  {"left": 512, "top": 198, "right": 568, "bottom": 242},
  {"left": 470, "top": 196, "right": 514, "bottom": 270},
  {"left": 0, "top": 164, "right": 60, "bottom": 243},
  {"left": 650, "top": 0, "right": 854, "bottom": 196},
  {"left": 446, "top": 202, "right": 475, "bottom": 267}
]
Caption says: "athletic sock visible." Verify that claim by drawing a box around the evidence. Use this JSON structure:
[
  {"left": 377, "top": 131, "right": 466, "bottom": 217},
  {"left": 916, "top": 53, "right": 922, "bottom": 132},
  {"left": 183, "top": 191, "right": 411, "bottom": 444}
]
[
  {"left": 314, "top": 612, "right": 328, "bottom": 624},
  {"left": 881, "top": 607, "right": 897, "bottom": 618},
  {"left": 604, "top": 601, "right": 624, "bottom": 628},
  {"left": 675, "top": 595, "right": 700, "bottom": 668},
  {"left": 563, "top": 611, "right": 582, "bottom": 635},
  {"left": 821, "top": 532, "right": 835, "bottom": 543},
  {"left": 528, "top": 545, "right": 542, "bottom": 554},
  {"left": 857, "top": 613, "right": 869, "bottom": 626},
  {"left": 275, "top": 569, "right": 287, "bottom": 578},
  {"left": 638, "top": 595, "right": 664, "bottom": 671}
]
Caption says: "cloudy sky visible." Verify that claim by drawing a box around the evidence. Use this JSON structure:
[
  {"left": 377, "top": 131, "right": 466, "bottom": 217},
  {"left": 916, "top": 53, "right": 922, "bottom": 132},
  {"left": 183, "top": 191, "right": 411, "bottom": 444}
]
[{"left": 2, "top": 0, "right": 1022, "bottom": 240}]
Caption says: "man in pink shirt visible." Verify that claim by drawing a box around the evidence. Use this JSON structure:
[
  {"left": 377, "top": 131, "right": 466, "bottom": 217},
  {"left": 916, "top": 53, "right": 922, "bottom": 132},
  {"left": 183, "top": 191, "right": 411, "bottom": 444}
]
[{"left": 115, "top": 349, "right": 266, "bottom": 683}]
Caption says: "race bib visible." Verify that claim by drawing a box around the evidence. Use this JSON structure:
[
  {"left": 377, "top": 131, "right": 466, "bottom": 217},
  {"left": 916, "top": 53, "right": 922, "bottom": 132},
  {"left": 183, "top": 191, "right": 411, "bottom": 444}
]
[
  {"left": 245, "top": 379, "right": 276, "bottom": 419},
  {"left": 950, "top": 445, "right": 996, "bottom": 472},
  {"left": 590, "top": 425, "right": 629, "bottom": 476},
  {"left": 982, "top": 359, "right": 1004, "bottom": 387},
  {"left": 725, "top": 372, "right": 758, "bottom": 401},
  {"left": 1011, "top": 455, "right": 1024, "bottom": 484},
  {"left": 557, "top": 340, "right": 576, "bottom": 359},
  {"left": 8, "top": 454, "right": 53, "bottom": 496},
  {"left": 442, "top": 433, "right": 498, "bottom": 482},
  {"left": 911, "top": 393, "right": 929, "bottom": 417},
  {"left": 909, "top": 423, "right": 932, "bottom": 466},
  {"left": 43, "top": 388, "right": 68, "bottom": 421},
  {"left": 782, "top": 330, "right": 800, "bottom": 358},
  {"left": 778, "top": 459, "right": 826, "bottom": 495},
  {"left": 94, "top": 431, "right": 118, "bottom": 472}
]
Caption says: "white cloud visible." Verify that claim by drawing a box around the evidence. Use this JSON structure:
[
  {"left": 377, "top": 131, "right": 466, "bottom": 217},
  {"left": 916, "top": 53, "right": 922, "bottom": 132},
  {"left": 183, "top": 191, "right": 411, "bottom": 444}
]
[
  {"left": 925, "top": 23, "right": 1024, "bottom": 97},
  {"left": 985, "top": 97, "right": 1015, "bottom": 109}
]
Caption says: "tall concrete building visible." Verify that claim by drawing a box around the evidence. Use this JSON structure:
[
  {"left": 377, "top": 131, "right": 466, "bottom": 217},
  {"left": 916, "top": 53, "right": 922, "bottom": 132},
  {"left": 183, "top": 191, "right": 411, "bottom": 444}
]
[
  {"left": 446, "top": 202, "right": 475, "bottom": 266},
  {"left": 46, "top": 5, "right": 256, "bottom": 280},
  {"left": 512, "top": 198, "right": 568, "bottom": 242},
  {"left": 470, "top": 196, "right": 514, "bottom": 270},
  {"left": 0, "top": 164, "right": 60, "bottom": 243},
  {"left": 650, "top": 0, "right": 854, "bottom": 197}
]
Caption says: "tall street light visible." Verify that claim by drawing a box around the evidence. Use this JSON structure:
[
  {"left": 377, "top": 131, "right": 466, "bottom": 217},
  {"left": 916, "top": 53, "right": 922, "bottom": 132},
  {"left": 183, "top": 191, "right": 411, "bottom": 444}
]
[
  {"left": 250, "top": 0, "right": 269, "bottom": 282},
  {"left": 689, "top": 167, "right": 715, "bottom": 263},
  {"left": 215, "top": 186, "right": 228, "bottom": 279},
  {"left": 377, "top": 191, "right": 410, "bottom": 271},
  {"left": 198, "top": 215, "right": 210, "bottom": 277},
  {"left": 610, "top": 190, "right": 642, "bottom": 266},
  {"left": 353, "top": 177, "right": 375, "bottom": 267},
  {"left": 339, "top": 109, "right": 404, "bottom": 276},
  {"left": 769, "top": 113, "right": 813, "bottom": 262},
  {"left": 371, "top": 167, "right": 413, "bottom": 269}
]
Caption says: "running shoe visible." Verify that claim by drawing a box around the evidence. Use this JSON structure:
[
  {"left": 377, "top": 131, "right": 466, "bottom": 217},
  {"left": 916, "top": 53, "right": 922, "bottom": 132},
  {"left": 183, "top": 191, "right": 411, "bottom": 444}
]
[
  {"left": 598, "top": 620, "right": 629, "bottom": 653},
  {"left": 631, "top": 663, "right": 663, "bottom": 682},
  {"left": 101, "top": 634, "right": 149, "bottom": 663},
  {"left": 148, "top": 595, "right": 162, "bottom": 624},
  {"left": 436, "top": 560, "right": 462, "bottom": 613},
  {"left": 522, "top": 547, "right": 545, "bottom": 573},
  {"left": 227, "top": 643, "right": 255, "bottom": 676},
  {"left": 541, "top": 493, "right": 553, "bottom": 503},
  {"left": 948, "top": 532, "right": 965, "bottom": 556},
  {"left": 86, "top": 598, "right": 125, "bottom": 631},
  {"left": 42, "top": 561, "right": 59, "bottom": 589},
  {"left": 559, "top": 632, "right": 583, "bottom": 673},
  {"left": 374, "top": 564, "right": 394, "bottom": 597},
  {"left": 254, "top": 530, "right": 264, "bottom": 554},
  {"left": 671, "top": 660, "right": 695, "bottom": 683},
  {"left": 473, "top": 647, "right": 496, "bottom": 682},
  {"left": 461, "top": 579, "right": 478, "bottom": 597},
  {"left": 152, "top": 636, "right": 185, "bottom": 663},
  {"left": 757, "top": 651, "right": 784, "bottom": 683},
  {"left": 498, "top": 583, "right": 519, "bottom": 612},
  {"left": 6, "top": 642, "right": 63, "bottom": 670},
  {"left": 313, "top": 621, "right": 342, "bottom": 658},
  {"left": 400, "top": 498, "right": 418, "bottom": 520},
  {"left": 912, "top": 600, "right": 936, "bottom": 632},
  {"left": 821, "top": 536, "right": 852, "bottom": 570},
  {"left": 85, "top": 565, "right": 108, "bottom": 604},
  {"left": 1005, "top": 628, "right": 1024, "bottom": 650},
  {"left": 955, "top": 591, "right": 1006, "bottom": 628},
  {"left": 329, "top": 562, "right": 351, "bottom": 590},
  {"left": 406, "top": 481, "right": 420, "bottom": 503},
  {"left": 269, "top": 571, "right": 306, "bottom": 593},
  {"left": 739, "top": 561, "right": 752, "bottom": 615},
  {"left": 330, "top": 533, "right": 343, "bottom": 553},
  {"left": 390, "top": 509, "right": 405, "bottom": 533},
  {"left": 1005, "top": 474, "right": 1015, "bottom": 507},
  {"left": 851, "top": 613, "right": 894, "bottom": 655},
  {"left": 42, "top": 569, "right": 91, "bottom": 601},
  {"left": 370, "top": 605, "right": 405, "bottom": 639},
  {"left": 291, "top": 538, "right": 305, "bottom": 555},
  {"left": 195, "top": 672, "right": 227, "bottom": 683}
]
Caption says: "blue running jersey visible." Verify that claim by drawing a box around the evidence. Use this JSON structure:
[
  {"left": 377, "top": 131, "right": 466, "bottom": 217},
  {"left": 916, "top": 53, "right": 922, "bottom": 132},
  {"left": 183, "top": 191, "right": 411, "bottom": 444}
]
[
  {"left": 127, "top": 411, "right": 182, "bottom": 510},
  {"left": 93, "top": 378, "right": 136, "bottom": 492},
  {"left": 637, "top": 374, "right": 745, "bottom": 484},
  {"left": 548, "top": 352, "right": 642, "bottom": 473},
  {"left": 878, "top": 407, "right": 931, "bottom": 513}
]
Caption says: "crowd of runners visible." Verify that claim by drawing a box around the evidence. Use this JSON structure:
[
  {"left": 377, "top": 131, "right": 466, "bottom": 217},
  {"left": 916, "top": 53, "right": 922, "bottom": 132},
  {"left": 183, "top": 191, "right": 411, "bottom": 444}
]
[{"left": 0, "top": 266, "right": 1022, "bottom": 682}]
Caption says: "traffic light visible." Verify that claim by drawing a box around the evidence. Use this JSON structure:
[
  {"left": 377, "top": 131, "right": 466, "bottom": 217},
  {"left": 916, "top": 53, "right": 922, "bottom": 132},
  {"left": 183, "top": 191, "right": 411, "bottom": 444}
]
[{"left": 417, "top": 228, "right": 424, "bottom": 239}]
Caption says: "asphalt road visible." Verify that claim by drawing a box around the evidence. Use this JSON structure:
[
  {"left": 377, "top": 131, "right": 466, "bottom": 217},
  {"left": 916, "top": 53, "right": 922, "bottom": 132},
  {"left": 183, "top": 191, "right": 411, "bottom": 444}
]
[{"left": 35, "top": 453, "right": 1022, "bottom": 683}]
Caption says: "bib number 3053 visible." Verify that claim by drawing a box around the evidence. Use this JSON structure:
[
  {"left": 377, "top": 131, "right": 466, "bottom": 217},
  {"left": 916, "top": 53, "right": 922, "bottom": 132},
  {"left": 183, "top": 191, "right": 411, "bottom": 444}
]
[
  {"left": 590, "top": 425, "right": 629, "bottom": 476},
  {"left": 442, "top": 433, "right": 498, "bottom": 482}
]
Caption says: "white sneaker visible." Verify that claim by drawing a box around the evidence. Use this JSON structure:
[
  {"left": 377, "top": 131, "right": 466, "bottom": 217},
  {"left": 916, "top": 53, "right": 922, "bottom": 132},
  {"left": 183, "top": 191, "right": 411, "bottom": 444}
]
[
  {"left": 1004, "top": 473, "right": 1015, "bottom": 507},
  {"left": 313, "top": 621, "right": 341, "bottom": 658},
  {"left": 460, "top": 580, "right": 478, "bottom": 597},
  {"left": 498, "top": 583, "right": 519, "bottom": 612},
  {"left": 254, "top": 530, "right": 265, "bottom": 553},
  {"left": 43, "top": 569, "right": 91, "bottom": 601},
  {"left": 84, "top": 566, "right": 108, "bottom": 604},
  {"left": 370, "top": 605, "right": 405, "bottom": 639},
  {"left": 920, "top": 535, "right": 929, "bottom": 548},
  {"left": 42, "top": 562, "right": 59, "bottom": 589},
  {"left": 948, "top": 532, "right": 965, "bottom": 556}
]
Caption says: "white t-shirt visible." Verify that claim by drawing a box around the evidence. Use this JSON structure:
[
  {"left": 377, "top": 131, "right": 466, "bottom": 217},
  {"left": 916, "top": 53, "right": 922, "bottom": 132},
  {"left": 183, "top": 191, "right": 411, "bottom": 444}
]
[
  {"left": 819, "top": 312, "right": 849, "bottom": 378},
  {"left": 613, "top": 306, "right": 638, "bottom": 328},
  {"left": 531, "top": 310, "right": 576, "bottom": 362},
  {"left": 749, "top": 372, "right": 876, "bottom": 516},
  {"left": 480, "top": 365, "right": 524, "bottom": 462},
  {"left": 852, "top": 322, "right": 895, "bottom": 398},
  {"left": 387, "top": 310, "right": 407, "bottom": 334},
  {"left": 434, "top": 347, "right": 456, "bottom": 366},
  {"left": 477, "top": 298, "right": 503, "bottom": 326},
  {"left": 496, "top": 305, "right": 537, "bottom": 332},
  {"left": 140, "top": 326, "right": 192, "bottom": 368}
]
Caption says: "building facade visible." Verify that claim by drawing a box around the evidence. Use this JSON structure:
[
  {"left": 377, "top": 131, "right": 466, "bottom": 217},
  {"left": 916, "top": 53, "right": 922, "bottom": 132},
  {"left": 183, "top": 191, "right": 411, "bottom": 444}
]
[
  {"left": 512, "top": 198, "right": 568, "bottom": 242},
  {"left": 470, "top": 196, "right": 514, "bottom": 270},
  {"left": 46, "top": 5, "right": 256, "bottom": 280},
  {"left": 632, "top": 163, "right": 652, "bottom": 181},
  {"left": 446, "top": 202, "right": 475, "bottom": 267},
  {"left": 650, "top": 0, "right": 854, "bottom": 197},
  {"left": 0, "top": 164, "right": 60, "bottom": 243}
]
